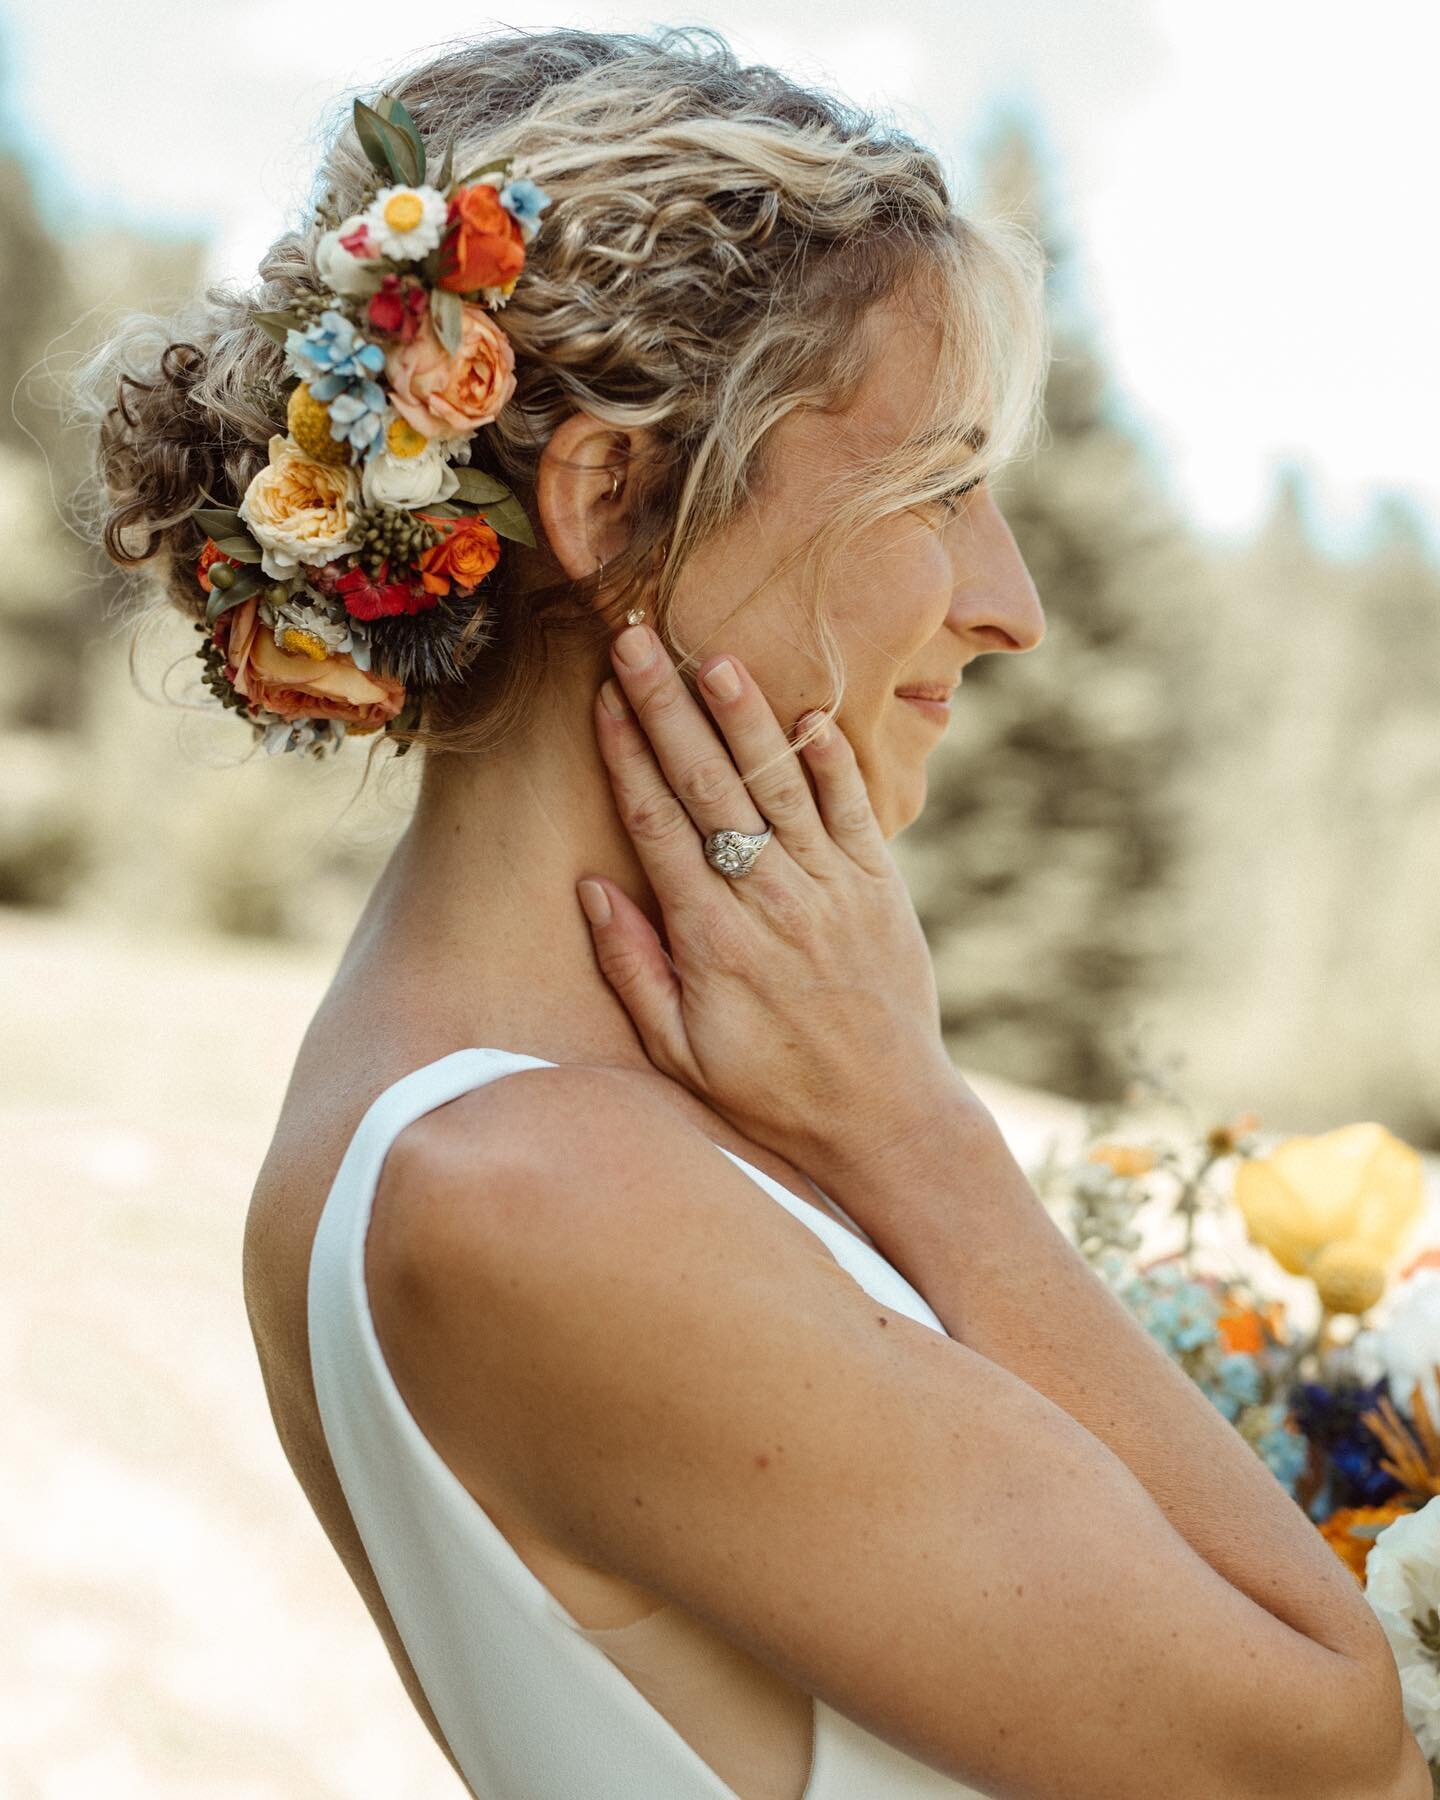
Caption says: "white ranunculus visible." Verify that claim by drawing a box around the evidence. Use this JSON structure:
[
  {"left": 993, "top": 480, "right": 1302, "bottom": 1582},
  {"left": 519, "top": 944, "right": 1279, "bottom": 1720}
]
[
  {"left": 1356, "top": 1272, "right": 1440, "bottom": 1421},
  {"left": 315, "top": 216, "right": 387, "bottom": 299},
  {"left": 361, "top": 442, "right": 460, "bottom": 511},
  {"left": 1364, "top": 1496, "right": 1440, "bottom": 1760}
]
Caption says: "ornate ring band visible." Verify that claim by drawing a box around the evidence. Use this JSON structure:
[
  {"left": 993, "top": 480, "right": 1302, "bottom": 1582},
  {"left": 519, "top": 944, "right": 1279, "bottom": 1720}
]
[{"left": 703, "top": 826, "right": 774, "bottom": 879}]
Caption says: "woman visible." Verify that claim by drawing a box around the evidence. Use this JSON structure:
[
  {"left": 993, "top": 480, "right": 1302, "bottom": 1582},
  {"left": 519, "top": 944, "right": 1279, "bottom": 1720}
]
[{"left": 87, "top": 25, "right": 1424, "bottom": 1800}]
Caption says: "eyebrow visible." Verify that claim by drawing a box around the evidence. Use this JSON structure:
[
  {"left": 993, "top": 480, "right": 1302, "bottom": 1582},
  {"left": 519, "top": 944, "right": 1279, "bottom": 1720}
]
[{"left": 906, "top": 422, "right": 990, "bottom": 456}]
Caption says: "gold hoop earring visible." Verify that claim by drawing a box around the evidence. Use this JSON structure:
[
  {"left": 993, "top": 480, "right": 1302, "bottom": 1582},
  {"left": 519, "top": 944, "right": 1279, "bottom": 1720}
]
[{"left": 608, "top": 470, "right": 620, "bottom": 501}]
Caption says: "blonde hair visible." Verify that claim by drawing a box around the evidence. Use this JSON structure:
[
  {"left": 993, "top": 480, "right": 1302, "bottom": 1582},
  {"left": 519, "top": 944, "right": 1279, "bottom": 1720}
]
[{"left": 79, "top": 24, "right": 1049, "bottom": 784}]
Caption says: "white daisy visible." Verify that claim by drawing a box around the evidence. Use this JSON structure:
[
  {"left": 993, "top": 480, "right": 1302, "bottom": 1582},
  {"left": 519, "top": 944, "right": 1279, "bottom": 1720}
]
[
  {"left": 365, "top": 184, "right": 449, "bottom": 262},
  {"left": 1364, "top": 1496, "right": 1440, "bottom": 1760}
]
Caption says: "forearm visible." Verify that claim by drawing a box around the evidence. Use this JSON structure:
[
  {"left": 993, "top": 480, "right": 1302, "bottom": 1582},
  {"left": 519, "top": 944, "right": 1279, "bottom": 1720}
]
[{"left": 817, "top": 1100, "right": 1403, "bottom": 1687}]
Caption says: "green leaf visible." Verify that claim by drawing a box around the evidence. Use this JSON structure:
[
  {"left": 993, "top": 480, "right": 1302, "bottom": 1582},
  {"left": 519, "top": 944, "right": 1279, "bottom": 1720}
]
[
  {"left": 211, "top": 535, "right": 263, "bottom": 563},
  {"left": 374, "top": 94, "right": 426, "bottom": 185},
  {"left": 422, "top": 501, "right": 463, "bottom": 519},
  {"left": 430, "top": 285, "right": 463, "bottom": 357},
  {"left": 477, "top": 493, "right": 536, "bottom": 549},
  {"left": 449, "top": 159, "right": 509, "bottom": 190},
  {"left": 193, "top": 506, "right": 245, "bottom": 540},
  {"left": 434, "top": 132, "right": 455, "bottom": 194},
  {"left": 452, "top": 467, "right": 513, "bottom": 506},
  {"left": 252, "top": 309, "right": 304, "bottom": 346},
  {"left": 355, "top": 98, "right": 422, "bottom": 187},
  {"left": 204, "top": 566, "right": 263, "bottom": 626}
]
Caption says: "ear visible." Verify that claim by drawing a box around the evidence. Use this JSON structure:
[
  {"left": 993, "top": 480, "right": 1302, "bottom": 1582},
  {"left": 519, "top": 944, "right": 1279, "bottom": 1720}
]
[{"left": 534, "top": 412, "right": 651, "bottom": 584}]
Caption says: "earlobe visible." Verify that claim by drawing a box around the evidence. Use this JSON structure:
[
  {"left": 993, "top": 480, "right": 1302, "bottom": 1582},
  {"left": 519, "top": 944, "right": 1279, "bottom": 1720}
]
[{"left": 534, "top": 412, "right": 632, "bottom": 582}]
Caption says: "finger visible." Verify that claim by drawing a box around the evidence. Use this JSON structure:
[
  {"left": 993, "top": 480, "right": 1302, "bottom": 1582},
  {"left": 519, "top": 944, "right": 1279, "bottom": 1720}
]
[
  {"left": 609, "top": 622, "right": 769, "bottom": 841},
  {"left": 592, "top": 679, "right": 750, "bottom": 919},
  {"left": 793, "top": 709, "right": 892, "bottom": 875},
  {"left": 575, "top": 875, "right": 690, "bottom": 1078},
  {"left": 694, "top": 652, "right": 838, "bottom": 872}
]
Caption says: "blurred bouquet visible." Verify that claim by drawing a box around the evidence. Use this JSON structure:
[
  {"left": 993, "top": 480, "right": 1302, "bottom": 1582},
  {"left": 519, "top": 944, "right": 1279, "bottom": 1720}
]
[{"left": 1030, "top": 1055, "right": 1440, "bottom": 1779}]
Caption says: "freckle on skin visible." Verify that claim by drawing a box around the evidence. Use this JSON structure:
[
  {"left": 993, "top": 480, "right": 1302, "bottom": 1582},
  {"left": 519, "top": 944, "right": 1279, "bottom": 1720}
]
[
  {"left": 877, "top": 1315, "right": 888, "bottom": 1327},
  {"left": 633, "top": 1495, "right": 644, "bottom": 1507},
  {"left": 755, "top": 1453, "right": 770, "bottom": 1470}
]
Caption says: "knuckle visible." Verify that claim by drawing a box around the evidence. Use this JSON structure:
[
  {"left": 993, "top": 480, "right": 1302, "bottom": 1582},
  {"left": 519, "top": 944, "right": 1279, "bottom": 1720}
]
[
  {"left": 636, "top": 677, "right": 688, "bottom": 728},
  {"left": 759, "top": 768, "right": 813, "bottom": 816},
  {"left": 677, "top": 753, "right": 738, "bottom": 812},
  {"left": 748, "top": 871, "right": 811, "bottom": 940},
  {"left": 623, "top": 787, "right": 690, "bottom": 843}
]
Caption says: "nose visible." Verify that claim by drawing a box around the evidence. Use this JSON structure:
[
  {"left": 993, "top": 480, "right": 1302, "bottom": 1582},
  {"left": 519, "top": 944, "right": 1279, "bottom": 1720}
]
[{"left": 946, "top": 494, "right": 1046, "bottom": 654}]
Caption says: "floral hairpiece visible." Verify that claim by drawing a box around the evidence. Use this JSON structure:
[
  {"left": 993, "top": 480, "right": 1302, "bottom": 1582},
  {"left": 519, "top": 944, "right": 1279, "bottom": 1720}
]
[{"left": 188, "top": 92, "right": 551, "bottom": 760}]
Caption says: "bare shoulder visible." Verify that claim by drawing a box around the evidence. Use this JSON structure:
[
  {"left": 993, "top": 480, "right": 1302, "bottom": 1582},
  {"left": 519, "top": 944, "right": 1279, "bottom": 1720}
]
[{"left": 365, "top": 1061, "right": 1390, "bottom": 1800}]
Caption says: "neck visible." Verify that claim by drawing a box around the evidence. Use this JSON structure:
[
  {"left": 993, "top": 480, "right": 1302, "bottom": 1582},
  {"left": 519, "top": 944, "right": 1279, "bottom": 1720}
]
[{"left": 332, "top": 665, "right": 670, "bottom": 1073}]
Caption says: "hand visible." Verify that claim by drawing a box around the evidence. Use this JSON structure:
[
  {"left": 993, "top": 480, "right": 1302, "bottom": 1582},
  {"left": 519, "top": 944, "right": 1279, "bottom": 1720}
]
[{"left": 576, "top": 620, "right": 977, "bottom": 1194}]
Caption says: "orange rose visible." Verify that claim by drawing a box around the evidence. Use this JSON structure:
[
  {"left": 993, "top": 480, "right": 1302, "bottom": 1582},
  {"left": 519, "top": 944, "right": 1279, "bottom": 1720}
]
[
  {"left": 417, "top": 513, "right": 502, "bottom": 596},
  {"left": 384, "top": 302, "right": 517, "bottom": 439},
  {"left": 219, "top": 596, "right": 405, "bottom": 727},
  {"left": 438, "top": 184, "right": 526, "bottom": 294}
]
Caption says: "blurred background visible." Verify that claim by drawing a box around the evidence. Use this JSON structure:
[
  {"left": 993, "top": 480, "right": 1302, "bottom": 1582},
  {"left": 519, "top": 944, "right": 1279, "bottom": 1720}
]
[{"left": 4, "top": 2, "right": 1437, "bottom": 1794}]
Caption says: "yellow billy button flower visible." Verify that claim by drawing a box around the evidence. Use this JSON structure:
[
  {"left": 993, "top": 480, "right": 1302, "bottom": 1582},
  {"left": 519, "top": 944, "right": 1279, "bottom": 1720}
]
[
  {"left": 385, "top": 416, "right": 429, "bottom": 459},
  {"left": 1311, "top": 1240, "right": 1389, "bottom": 1316},
  {"left": 286, "top": 383, "right": 349, "bottom": 467},
  {"left": 277, "top": 626, "right": 330, "bottom": 661}
]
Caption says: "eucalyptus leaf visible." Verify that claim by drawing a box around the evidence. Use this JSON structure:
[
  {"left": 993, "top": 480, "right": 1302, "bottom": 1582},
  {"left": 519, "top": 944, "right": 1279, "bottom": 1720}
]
[
  {"left": 452, "top": 467, "right": 513, "bottom": 506},
  {"left": 355, "top": 99, "right": 422, "bottom": 187},
  {"left": 449, "top": 159, "right": 509, "bottom": 189},
  {"left": 252, "top": 309, "right": 304, "bottom": 346},
  {"left": 374, "top": 94, "right": 426, "bottom": 184},
  {"left": 430, "top": 285, "right": 464, "bottom": 357},
  {"left": 434, "top": 132, "right": 455, "bottom": 194},
  {"left": 212, "top": 535, "right": 263, "bottom": 563},
  {"left": 193, "top": 506, "right": 246, "bottom": 539},
  {"left": 204, "top": 566, "right": 262, "bottom": 626},
  {"left": 477, "top": 494, "right": 536, "bottom": 549},
  {"left": 422, "top": 502, "right": 463, "bottom": 519}
]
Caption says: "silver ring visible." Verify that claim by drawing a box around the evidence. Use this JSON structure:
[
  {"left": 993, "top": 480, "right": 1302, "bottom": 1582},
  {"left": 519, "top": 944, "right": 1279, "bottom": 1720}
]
[{"left": 703, "top": 825, "right": 773, "bottom": 879}]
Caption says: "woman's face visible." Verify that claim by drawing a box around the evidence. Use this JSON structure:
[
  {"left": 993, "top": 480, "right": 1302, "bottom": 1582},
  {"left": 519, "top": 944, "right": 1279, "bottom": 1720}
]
[{"left": 669, "top": 295, "right": 1046, "bottom": 838}]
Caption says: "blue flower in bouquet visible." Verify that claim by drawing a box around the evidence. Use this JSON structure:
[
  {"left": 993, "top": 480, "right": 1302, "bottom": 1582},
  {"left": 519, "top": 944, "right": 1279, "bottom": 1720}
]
[
  {"left": 1238, "top": 1401, "right": 1311, "bottom": 1493},
  {"left": 1292, "top": 1376, "right": 1406, "bottom": 1509},
  {"left": 285, "top": 311, "right": 387, "bottom": 452},
  {"left": 1121, "top": 1264, "right": 1220, "bottom": 1357},
  {"left": 1204, "top": 1351, "right": 1264, "bottom": 1422}
]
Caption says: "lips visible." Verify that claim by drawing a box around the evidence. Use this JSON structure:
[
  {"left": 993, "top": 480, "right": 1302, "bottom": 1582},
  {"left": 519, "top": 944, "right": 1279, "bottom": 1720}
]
[{"left": 894, "top": 683, "right": 957, "bottom": 702}]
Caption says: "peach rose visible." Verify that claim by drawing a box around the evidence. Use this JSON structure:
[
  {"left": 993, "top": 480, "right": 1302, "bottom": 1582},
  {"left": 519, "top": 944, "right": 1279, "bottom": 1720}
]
[
  {"left": 437, "top": 183, "right": 526, "bottom": 294},
  {"left": 220, "top": 597, "right": 405, "bottom": 727},
  {"left": 416, "top": 512, "right": 502, "bottom": 596},
  {"left": 238, "top": 434, "right": 361, "bottom": 581},
  {"left": 383, "top": 302, "right": 516, "bottom": 439}
]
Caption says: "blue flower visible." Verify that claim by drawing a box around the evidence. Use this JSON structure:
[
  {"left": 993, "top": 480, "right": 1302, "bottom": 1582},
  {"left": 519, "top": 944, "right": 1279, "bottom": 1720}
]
[
  {"left": 1121, "top": 1265, "right": 1220, "bottom": 1357},
  {"left": 498, "top": 176, "right": 551, "bottom": 241},
  {"left": 1203, "top": 1352, "right": 1264, "bottom": 1421},
  {"left": 285, "top": 311, "right": 388, "bottom": 455}
]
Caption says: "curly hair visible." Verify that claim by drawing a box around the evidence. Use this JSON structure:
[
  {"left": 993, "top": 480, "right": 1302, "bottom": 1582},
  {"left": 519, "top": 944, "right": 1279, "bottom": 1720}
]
[{"left": 75, "top": 23, "right": 1049, "bottom": 781}]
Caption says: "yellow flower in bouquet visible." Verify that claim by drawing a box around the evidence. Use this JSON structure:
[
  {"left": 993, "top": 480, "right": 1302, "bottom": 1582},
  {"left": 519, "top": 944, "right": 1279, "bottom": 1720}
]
[{"left": 1233, "top": 1123, "right": 1425, "bottom": 1310}]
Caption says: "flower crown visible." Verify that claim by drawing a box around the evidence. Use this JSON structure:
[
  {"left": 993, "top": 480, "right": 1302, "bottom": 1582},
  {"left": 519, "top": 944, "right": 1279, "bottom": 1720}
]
[{"left": 188, "top": 92, "right": 551, "bottom": 760}]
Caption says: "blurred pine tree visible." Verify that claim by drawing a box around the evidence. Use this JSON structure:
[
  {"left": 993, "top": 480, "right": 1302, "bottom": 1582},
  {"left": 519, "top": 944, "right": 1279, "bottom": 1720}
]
[{"left": 895, "top": 118, "right": 1219, "bottom": 1103}]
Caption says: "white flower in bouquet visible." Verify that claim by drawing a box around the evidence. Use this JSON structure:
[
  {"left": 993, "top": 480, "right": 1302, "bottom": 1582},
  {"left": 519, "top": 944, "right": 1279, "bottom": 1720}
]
[
  {"left": 1364, "top": 1495, "right": 1440, "bottom": 1761},
  {"left": 1351, "top": 1271, "right": 1440, "bottom": 1421}
]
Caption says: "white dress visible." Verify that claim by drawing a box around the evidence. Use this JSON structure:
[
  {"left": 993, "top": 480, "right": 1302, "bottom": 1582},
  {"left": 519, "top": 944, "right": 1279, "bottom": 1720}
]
[{"left": 308, "top": 1046, "right": 995, "bottom": 1798}]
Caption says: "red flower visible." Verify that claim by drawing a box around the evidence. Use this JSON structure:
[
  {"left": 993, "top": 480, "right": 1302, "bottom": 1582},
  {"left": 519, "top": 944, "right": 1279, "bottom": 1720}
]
[
  {"left": 334, "top": 562, "right": 439, "bottom": 621},
  {"left": 366, "top": 272, "right": 429, "bottom": 342},
  {"left": 437, "top": 184, "right": 526, "bottom": 294}
]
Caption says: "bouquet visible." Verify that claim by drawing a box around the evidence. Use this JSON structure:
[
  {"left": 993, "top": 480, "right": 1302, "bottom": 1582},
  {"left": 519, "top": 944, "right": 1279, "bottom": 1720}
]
[{"left": 1030, "top": 1052, "right": 1440, "bottom": 1778}]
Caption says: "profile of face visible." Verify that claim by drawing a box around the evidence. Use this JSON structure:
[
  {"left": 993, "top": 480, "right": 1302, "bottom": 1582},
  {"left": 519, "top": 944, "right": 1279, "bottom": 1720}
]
[{"left": 536, "top": 290, "right": 1046, "bottom": 840}]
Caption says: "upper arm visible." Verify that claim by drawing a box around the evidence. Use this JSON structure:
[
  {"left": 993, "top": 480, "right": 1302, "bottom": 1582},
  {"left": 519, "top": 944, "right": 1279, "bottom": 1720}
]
[{"left": 369, "top": 1066, "right": 1398, "bottom": 1800}]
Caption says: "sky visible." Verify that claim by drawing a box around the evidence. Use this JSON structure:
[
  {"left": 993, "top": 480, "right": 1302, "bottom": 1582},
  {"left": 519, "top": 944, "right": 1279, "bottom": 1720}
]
[{"left": 4, "top": 0, "right": 1435, "bottom": 558}]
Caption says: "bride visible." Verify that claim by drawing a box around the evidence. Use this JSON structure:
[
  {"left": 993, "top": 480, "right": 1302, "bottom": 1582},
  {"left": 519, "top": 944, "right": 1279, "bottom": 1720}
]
[{"left": 88, "top": 23, "right": 1424, "bottom": 1800}]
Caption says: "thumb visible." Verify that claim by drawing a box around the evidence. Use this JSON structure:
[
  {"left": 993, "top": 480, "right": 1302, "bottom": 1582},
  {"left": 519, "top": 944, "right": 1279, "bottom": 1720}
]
[{"left": 576, "top": 878, "right": 687, "bottom": 1074}]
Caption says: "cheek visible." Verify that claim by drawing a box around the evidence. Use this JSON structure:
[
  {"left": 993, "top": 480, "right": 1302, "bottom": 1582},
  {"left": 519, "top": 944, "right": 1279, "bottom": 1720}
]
[{"left": 826, "top": 523, "right": 952, "bottom": 716}]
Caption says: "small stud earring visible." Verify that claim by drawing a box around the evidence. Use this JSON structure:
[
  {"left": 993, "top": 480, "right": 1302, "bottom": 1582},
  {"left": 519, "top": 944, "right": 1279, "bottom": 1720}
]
[{"left": 625, "top": 605, "right": 646, "bottom": 626}]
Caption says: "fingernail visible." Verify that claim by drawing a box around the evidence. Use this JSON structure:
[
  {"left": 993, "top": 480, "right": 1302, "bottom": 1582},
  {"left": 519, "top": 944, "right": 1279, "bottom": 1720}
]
[
  {"left": 613, "top": 624, "right": 653, "bottom": 670},
  {"left": 600, "top": 678, "right": 628, "bottom": 718},
  {"left": 701, "top": 658, "right": 740, "bottom": 700},
  {"left": 578, "top": 879, "right": 612, "bottom": 926}
]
